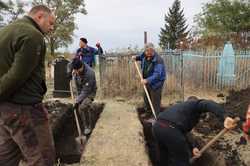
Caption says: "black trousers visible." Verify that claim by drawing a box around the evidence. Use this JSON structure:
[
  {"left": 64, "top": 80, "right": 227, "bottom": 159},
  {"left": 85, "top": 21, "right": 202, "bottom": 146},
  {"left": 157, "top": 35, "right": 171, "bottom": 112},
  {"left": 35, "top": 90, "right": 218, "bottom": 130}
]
[
  {"left": 152, "top": 121, "right": 191, "bottom": 166},
  {"left": 144, "top": 86, "right": 162, "bottom": 116}
]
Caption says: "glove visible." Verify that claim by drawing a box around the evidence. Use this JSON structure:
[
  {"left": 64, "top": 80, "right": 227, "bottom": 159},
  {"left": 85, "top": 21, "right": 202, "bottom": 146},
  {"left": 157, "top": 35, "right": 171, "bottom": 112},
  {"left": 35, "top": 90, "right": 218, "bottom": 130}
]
[{"left": 73, "top": 103, "right": 79, "bottom": 110}]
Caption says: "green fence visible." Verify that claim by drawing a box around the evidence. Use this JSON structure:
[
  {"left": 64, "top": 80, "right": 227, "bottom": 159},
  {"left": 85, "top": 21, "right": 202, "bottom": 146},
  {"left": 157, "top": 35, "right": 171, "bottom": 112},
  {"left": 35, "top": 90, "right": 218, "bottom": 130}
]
[{"left": 99, "top": 51, "right": 250, "bottom": 103}]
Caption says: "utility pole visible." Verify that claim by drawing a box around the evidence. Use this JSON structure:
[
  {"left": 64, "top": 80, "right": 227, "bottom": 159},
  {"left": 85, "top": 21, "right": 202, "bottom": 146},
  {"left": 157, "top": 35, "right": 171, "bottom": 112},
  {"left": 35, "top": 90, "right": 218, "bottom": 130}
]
[{"left": 144, "top": 31, "right": 147, "bottom": 45}]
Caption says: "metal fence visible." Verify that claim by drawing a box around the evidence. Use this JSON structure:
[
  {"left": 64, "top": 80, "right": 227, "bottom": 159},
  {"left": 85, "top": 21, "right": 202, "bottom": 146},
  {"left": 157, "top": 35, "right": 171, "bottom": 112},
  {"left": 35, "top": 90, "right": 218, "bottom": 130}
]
[
  {"left": 99, "top": 52, "right": 184, "bottom": 103},
  {"left": 182, "top": 51, "right": 250, "bottom": 91},
  {"left": 99, "top": 51, "right": 250, "bottom": 103}
]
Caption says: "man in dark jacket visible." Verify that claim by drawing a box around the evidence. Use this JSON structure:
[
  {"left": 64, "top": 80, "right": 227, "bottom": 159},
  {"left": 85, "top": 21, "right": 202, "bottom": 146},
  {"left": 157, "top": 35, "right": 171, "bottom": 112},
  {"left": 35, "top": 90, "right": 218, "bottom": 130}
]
[
  {"left": 132, "top": 43, "right": 166, "bottom": 116},
  {"left": 76, "top": 37, "right": 103, "bottom": 67},
  {"left": 152, "top": 96, "right": 237, "bottom": 166},
  {"left": 71, "top": 58, "right": 97, "bottom": 135},
  {"left": 0, "top": 5, "right": 55, "bottom": 166}
]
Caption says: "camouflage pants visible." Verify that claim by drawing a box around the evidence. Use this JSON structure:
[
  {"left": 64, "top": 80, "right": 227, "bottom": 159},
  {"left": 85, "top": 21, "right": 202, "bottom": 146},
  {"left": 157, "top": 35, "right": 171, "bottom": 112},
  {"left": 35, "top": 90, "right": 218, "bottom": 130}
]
[
  {"left": 79, "top": 97, "right": 93, "bottom": 130},
  {"left": 0, "top": 102, "right": 55, "bottom": 166}
]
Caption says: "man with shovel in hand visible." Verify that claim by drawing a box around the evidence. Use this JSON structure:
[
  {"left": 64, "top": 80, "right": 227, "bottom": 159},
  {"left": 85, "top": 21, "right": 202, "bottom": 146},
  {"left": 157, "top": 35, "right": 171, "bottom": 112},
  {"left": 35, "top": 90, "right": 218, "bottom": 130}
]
[
  {"left": 132, "top": 43, "right": 166, "bottom": 116},
  {"left": 152, "top": 96, "right": 238, "bottom": 166},
  {"left": 71, "top": 58, "right": 97, "bottom": 135}
]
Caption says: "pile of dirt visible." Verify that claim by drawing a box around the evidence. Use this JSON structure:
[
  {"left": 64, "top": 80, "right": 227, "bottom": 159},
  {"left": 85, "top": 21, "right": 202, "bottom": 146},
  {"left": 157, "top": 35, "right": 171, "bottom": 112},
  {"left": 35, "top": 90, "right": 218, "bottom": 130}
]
[
  {"left": 137, "top": 102, "right": 246, "bottom": 166},
  {"left": 194, "top": 113, "right": 224, "bottom": 134},
  {"left": 194, "top": 87, "right": 250, "bottom": 135},
  {"left": 223, "top": 87, "right": 250, "bottom": 120},
  {"left": 44, "top": 100, "right": 105, "bottom": 164},
  {"left": 194, "top": 87, "right": 250, "bottom": 165}
]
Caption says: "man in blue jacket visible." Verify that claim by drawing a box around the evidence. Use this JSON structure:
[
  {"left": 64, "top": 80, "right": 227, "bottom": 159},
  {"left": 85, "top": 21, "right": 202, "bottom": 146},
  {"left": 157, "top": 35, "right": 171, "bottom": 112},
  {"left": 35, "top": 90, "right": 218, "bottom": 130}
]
[
  {"left": 132, "top": 43, "right": 166, "bottom": 116},
  {"left": 76, "top": 37, "right": 103, "bottom": 67}
]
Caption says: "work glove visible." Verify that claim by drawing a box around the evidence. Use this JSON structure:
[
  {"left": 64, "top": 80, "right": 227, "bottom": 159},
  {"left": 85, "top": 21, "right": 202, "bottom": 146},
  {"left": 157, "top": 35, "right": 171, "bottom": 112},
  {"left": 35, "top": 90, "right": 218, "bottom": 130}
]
[{"left": 73, "top": 103, "right": 79, "bottom": 110}]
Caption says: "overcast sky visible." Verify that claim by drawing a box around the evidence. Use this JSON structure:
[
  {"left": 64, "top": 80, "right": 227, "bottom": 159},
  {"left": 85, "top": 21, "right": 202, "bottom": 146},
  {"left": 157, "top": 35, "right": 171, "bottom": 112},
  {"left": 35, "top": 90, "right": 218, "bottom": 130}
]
[
  {"left": 9, "top": 0, "right": 211, "bottom": 52},
  {"left": 66, "top": 0, "right": 211, "bottom": 52}
]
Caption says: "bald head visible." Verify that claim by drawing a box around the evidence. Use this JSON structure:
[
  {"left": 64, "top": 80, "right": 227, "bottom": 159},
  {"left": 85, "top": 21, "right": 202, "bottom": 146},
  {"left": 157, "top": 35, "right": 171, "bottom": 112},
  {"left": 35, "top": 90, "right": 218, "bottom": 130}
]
[{"left": 28, "top": 5, "right": 55, "bottom": 34}]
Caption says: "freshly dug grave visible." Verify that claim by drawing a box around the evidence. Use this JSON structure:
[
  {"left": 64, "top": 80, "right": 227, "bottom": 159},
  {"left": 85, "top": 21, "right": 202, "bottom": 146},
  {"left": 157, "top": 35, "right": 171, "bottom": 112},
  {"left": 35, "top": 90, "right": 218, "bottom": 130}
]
[
  {"left": 44, "top": 100, "right": 105, "bottom": 164},
  {"left": 192, "top": 109, "right": 249, "bottom": 165},
  {"left": 137, "top": 87, "right": 250, "bottom": 166},
  {"left": 193, "top": 87, "right": 250, "bottom": 165}
]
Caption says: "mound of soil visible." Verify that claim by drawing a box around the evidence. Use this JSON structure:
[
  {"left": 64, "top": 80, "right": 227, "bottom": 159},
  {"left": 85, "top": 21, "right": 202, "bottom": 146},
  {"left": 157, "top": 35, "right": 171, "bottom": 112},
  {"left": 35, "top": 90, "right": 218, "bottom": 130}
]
[
  {"left": 223, "top": 87, "right": 250, "bottom": 120},
  {"left": 137, "top": 105, "right": 246, "bottom": 166},
  {"left": 44, "top": 100, "right": 105, "bottom": 164},
  {"left": 195, "top": 87, "right": 250, "bottom": 135},
  {"left": 194, "top": 87, "right": 250, "bottom": 165}
]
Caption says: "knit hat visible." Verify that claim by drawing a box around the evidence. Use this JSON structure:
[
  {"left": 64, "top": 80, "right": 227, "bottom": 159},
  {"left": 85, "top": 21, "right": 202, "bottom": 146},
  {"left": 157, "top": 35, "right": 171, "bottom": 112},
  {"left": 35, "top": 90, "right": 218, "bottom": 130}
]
[
  {"left": 80, "top": 37, "right": 88, "bottom": 44},
  {"left": 144, "top": 42, "right": 154, "bottom": 50},
  {"left": 71, "top": 58, "right": 83, "bottom": 70}
]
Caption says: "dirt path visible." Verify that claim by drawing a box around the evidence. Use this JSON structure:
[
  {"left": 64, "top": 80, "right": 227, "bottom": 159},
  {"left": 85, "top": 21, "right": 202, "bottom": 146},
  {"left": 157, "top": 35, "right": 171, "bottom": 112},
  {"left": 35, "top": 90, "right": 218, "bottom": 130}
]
[{"left": 79, "top": 100, "right": 150, "bottom": 166}]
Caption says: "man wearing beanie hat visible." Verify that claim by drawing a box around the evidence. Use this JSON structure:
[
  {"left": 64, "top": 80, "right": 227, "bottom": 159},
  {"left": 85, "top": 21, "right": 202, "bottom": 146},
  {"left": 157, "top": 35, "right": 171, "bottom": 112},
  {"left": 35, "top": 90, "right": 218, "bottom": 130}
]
[
  {"left": 71, "top": 58, "right": 97, "bottom": 135},
  {"left": 76, "top": 37, "right": 103, "bottom": 67}
]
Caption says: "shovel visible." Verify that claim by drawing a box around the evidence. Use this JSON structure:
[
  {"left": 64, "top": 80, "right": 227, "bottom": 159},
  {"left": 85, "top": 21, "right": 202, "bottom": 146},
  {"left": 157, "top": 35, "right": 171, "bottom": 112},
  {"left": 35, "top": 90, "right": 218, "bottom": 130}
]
[
  {"left": 190, "top": 117, "right": 240, "bottom": 164},
  {"left": 134, "top": 61, "right": 157, "bottom": 119},
  {"left": 69, "top": 80, "right": 86, "bottom": 146}
]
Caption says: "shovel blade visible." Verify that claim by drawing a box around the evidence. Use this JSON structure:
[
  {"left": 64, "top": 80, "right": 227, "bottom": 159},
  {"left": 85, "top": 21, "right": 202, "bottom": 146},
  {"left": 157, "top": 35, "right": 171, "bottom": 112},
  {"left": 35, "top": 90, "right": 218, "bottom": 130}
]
[
  {"left": 76, "top": 136, "right": 86, "bottom": 144},
  {"left": 75, "top": 136, "right": 87, "bottom": 152}
]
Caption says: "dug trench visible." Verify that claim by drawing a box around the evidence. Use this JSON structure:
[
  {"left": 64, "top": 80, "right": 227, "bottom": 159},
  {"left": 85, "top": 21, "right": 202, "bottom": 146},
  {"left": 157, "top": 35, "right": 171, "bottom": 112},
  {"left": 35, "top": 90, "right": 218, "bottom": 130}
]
[
  {"left": 45, "top": 100, "right": 105, "bottom": 164},
  {"left": 137, "top": 88, "right": 250, "bottom": 166}
]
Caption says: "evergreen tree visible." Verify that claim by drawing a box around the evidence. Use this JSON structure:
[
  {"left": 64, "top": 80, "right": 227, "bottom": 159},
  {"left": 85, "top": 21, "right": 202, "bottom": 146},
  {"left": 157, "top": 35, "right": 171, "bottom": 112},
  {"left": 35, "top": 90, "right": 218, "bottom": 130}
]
[{"left": 159, "top": 0, "right": 189, "bottom": 50}]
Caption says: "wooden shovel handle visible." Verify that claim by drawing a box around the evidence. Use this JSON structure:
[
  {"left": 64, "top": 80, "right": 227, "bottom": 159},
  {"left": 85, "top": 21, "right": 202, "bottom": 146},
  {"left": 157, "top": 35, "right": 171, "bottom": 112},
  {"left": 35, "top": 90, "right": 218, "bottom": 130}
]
[
  {"left": 134, "top": 60, "right": 157, "bottom": 119},
  {"left": 70, "top": 80, "right": 83, "bottom": 139},
  {"left": 190, "top": 117, "right": 240, "bottom": 164}
]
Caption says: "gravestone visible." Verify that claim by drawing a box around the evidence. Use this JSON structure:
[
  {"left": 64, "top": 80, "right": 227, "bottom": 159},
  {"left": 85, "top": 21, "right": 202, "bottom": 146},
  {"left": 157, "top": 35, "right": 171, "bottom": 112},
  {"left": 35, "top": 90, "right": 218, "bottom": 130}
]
[{"left": 217, "top": 42, "right": 236, "bottom": 86}]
